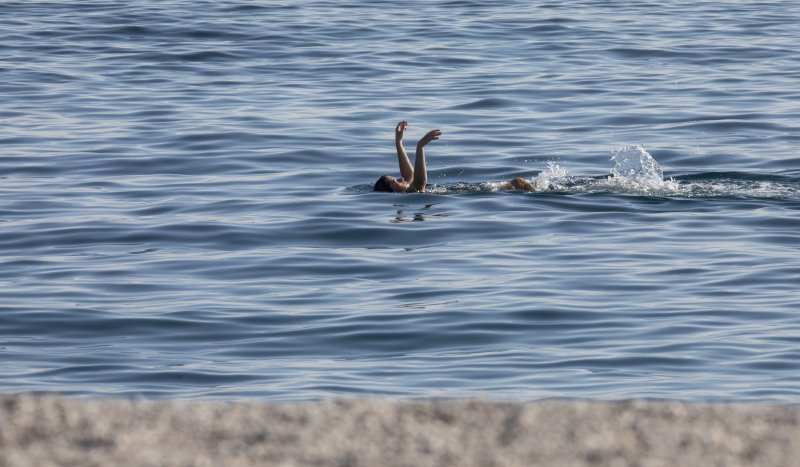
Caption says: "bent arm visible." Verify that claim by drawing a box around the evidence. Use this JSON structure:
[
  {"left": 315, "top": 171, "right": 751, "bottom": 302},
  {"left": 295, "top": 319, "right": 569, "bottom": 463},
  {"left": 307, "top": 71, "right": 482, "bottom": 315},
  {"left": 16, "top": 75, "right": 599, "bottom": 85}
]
[{"left": 408, "top": 129, "right": 442, "bottom": 193}]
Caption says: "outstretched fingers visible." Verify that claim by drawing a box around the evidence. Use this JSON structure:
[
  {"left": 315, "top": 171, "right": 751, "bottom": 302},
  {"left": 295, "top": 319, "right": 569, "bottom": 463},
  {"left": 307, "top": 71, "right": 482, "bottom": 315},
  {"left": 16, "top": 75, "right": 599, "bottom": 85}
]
[{"left": 420, "top": 129, "right": 443, "bottom": 146}]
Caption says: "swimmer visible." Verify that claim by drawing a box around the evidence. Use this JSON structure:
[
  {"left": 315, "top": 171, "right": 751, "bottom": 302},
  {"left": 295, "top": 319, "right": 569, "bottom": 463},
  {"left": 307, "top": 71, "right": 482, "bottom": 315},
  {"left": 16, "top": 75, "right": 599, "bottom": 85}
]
[
  {"left": 373, "top": 120, "right": 441, "bottom": 193},
  {"left": 373, "top": 121, "right": 535, "bottom": 192}
]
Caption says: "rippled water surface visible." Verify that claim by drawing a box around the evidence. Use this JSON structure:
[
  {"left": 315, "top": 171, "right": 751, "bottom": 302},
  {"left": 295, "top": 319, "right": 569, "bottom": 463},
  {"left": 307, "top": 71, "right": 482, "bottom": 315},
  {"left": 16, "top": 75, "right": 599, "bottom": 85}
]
[{"left": 2, "top": 1, "right": 800, "bottom": 401}]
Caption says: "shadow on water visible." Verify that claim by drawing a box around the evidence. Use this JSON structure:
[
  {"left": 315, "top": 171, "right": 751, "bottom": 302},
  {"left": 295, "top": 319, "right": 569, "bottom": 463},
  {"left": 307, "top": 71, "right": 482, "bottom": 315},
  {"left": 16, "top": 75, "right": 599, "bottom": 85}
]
[{"left": 391, "top": 204, "right": 449, "bottom": 223}]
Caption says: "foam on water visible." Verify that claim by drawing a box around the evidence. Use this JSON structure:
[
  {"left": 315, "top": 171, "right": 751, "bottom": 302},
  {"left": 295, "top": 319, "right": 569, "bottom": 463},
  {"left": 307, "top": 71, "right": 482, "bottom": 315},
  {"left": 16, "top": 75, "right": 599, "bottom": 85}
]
[
  {"left": 573, "top": 145, "right": 679, "bottom": 196},
  {"left": 405, "top": 145, "right": 797, "bottom": 199},
  {"left": 675, "top": 177, "right": 799, "bottom": 199},
  {"left": 594, "top": 145, "right": 797, "bottom": 199},
  {"left": 357, "top": 149, "right": 799, "bottom": 199},
  {"left": 530, "top": 146, "right": 799, "bottom": 200}
]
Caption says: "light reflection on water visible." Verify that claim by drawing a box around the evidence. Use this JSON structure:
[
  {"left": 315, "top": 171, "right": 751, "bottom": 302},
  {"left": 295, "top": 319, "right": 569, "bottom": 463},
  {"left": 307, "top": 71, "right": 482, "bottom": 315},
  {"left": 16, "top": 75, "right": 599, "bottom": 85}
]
[{"left": 0, "top": 0, "right": 799, "bottom": 401}]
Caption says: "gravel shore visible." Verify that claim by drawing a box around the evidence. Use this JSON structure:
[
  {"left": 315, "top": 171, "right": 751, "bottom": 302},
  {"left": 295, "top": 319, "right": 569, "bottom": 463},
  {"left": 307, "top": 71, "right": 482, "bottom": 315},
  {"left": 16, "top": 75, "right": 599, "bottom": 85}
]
[{"left": 1, "top": 395, "right": 798, "bottom": 466}]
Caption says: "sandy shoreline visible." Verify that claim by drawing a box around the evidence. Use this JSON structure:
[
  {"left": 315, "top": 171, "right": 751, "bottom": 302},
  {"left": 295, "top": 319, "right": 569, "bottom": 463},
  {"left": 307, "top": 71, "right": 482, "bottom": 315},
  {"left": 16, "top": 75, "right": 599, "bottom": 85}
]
[{"left": 1, "top": 395, "right": 798, "bottom": 466}]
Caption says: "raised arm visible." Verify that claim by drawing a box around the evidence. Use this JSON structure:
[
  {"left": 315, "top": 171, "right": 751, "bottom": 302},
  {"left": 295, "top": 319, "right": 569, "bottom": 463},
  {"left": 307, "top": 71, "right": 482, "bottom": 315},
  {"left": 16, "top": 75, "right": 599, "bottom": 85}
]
[
  {"left": 408, "top": 129, "right": 442, "bottom": 193},
  {"left": 395, "top": 120, "right": 414, "bottom": 182}
]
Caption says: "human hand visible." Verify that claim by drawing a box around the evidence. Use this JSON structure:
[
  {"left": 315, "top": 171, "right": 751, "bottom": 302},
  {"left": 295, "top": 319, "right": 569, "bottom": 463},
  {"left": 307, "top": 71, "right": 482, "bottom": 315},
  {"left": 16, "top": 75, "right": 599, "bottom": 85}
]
[
  {"left": 418, "top": 129, "right": 443, "bottom": 147},
  {"left": 395, "top": 120, "right": 408, "bottom": 140}
]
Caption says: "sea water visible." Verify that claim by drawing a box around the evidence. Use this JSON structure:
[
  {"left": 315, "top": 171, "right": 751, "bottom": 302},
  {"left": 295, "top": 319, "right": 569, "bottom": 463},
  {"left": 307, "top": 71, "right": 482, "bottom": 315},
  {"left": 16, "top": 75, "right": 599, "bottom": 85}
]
[{"left": 1, "top": 1, "right": 799, "bottom": 401}]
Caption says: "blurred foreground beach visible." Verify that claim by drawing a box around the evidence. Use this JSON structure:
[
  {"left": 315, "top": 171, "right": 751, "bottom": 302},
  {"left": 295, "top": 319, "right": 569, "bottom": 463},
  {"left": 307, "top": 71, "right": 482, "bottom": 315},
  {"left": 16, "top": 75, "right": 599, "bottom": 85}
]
[{"left": 1, "top": 395, "right": 797, "bottom": 466}]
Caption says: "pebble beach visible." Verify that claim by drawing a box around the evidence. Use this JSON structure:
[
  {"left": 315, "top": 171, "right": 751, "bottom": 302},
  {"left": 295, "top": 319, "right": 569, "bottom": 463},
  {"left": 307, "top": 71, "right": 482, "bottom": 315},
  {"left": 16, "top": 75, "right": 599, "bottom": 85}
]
[{"left": 2, "top": 395, "right": 798, "bottom": 467}]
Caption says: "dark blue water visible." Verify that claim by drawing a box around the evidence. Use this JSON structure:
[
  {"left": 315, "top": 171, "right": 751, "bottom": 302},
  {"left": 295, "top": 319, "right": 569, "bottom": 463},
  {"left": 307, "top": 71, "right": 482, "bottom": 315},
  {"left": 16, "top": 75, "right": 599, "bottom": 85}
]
[{"left": 2, "top": 1, "right": 799, "bottom": 401}]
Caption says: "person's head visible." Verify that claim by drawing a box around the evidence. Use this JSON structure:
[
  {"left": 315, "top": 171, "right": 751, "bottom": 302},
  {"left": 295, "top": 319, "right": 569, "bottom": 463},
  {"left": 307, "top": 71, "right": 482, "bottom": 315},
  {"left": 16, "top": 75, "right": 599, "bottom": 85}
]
[{"left": 373, "top": 175, "right": 395, "bottom": 192}]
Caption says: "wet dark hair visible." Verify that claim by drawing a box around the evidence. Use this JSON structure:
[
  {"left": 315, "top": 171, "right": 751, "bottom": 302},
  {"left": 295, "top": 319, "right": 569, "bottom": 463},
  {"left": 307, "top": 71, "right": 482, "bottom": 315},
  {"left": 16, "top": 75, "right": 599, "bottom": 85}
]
[{"left": 373, "top": 175, "right": 394, "bottom": 192}]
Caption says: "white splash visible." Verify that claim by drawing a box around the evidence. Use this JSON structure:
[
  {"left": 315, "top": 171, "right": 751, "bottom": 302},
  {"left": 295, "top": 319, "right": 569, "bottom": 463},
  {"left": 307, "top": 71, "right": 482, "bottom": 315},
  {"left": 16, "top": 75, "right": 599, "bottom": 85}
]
[
  {"left": 603, "top": 145, "right": 678, "bottom": 194},
  {"left": 532, "top": 161, "right": 568, "bottom": 191},
  {"left": 611, "top": 145, "right": 663, "bottom": 180},
  {"left": 422, "top": 145, "right": 798, "bottom": 199}
]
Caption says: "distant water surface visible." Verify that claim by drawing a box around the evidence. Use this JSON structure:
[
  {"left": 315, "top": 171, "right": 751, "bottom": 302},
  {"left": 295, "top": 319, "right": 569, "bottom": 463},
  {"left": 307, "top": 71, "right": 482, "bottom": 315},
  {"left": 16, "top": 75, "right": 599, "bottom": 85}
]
[{"left": 1, "top": 0, "right": 799, "bottom": 401}]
